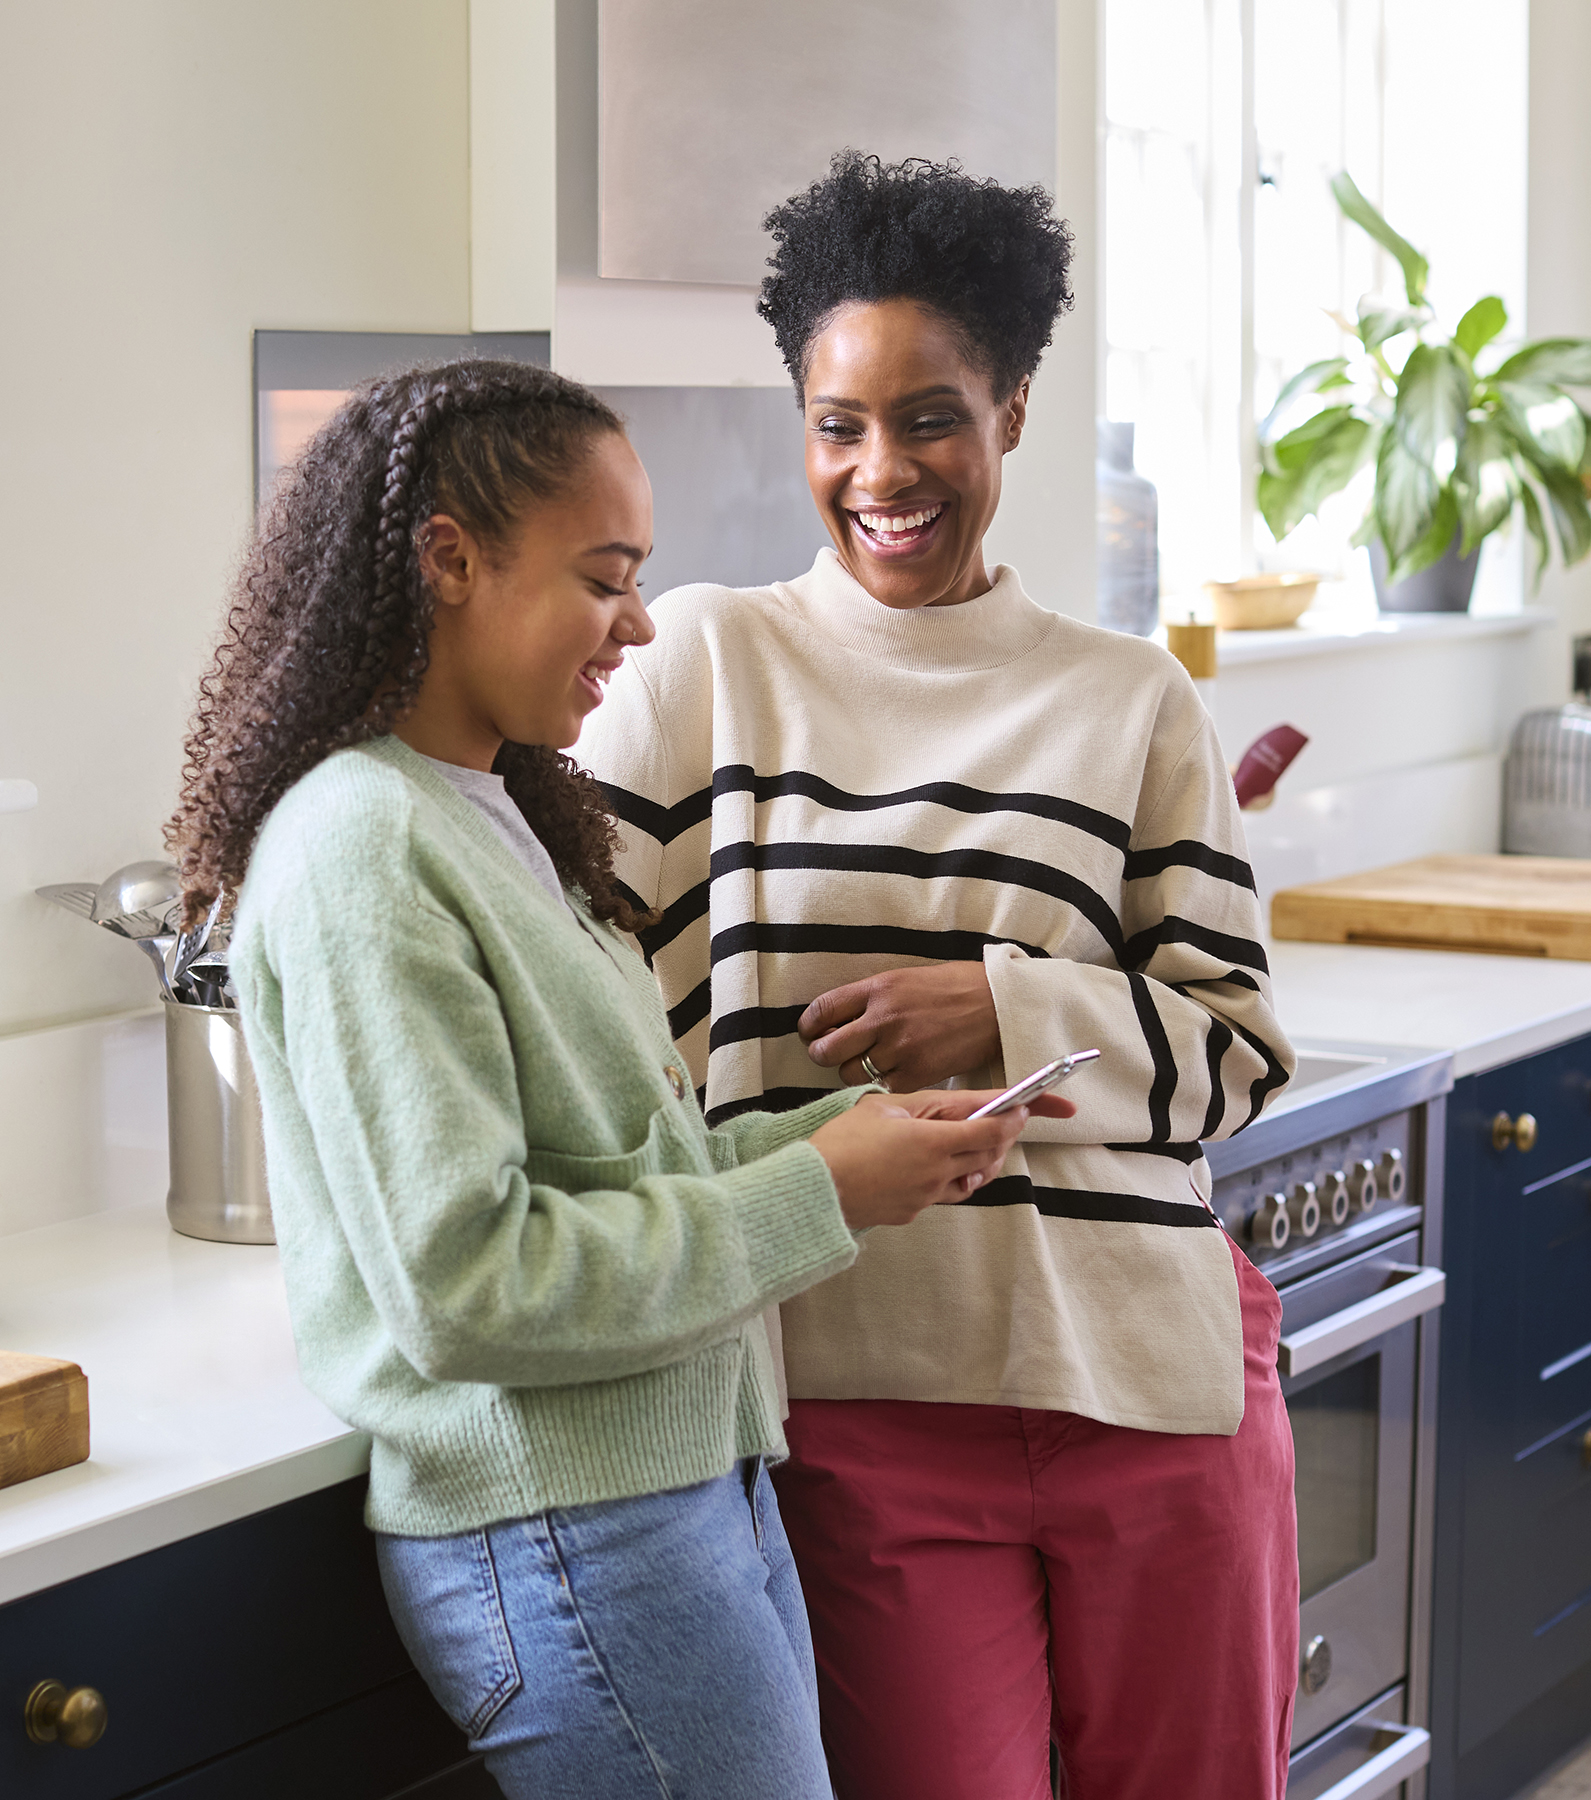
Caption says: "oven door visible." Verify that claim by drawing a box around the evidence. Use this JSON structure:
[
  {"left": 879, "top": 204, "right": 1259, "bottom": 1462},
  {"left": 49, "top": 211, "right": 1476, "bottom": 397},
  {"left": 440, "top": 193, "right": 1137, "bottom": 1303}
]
[{"left": 1277, "top": 1231, "right": 1444, "bottom": 1752}]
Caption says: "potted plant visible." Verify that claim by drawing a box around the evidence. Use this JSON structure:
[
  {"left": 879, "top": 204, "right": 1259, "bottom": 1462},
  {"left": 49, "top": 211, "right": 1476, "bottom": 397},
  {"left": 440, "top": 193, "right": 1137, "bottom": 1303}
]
[{"left": 1258, "top": 173, "right": 1591, "bottom": 611}]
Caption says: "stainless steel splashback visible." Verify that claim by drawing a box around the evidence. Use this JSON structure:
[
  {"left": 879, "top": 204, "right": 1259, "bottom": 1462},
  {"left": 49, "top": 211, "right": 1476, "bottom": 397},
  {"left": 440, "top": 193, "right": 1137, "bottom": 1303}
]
[
  {"left": 597, "top": 0, "right": 1057, "bottom": 286},
  {"left": 595, "top": 385, "right": 829, "bottom": 598}
]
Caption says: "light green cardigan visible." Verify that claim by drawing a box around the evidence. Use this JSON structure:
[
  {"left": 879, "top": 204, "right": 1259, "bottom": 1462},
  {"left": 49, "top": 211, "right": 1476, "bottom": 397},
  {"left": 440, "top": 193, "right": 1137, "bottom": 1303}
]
[{"left": 231, "top": 737, "right": 861, "bottom": 1537}]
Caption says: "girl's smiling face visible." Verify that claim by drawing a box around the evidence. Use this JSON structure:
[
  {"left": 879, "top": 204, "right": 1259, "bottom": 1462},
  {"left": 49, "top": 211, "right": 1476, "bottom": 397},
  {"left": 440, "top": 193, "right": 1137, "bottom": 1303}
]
[
  {"left": 803, "top": 299, "right": 1029, "bottom": 611},
  {"left": 403, "top": 431, "right": 655, "bottom": 769}
]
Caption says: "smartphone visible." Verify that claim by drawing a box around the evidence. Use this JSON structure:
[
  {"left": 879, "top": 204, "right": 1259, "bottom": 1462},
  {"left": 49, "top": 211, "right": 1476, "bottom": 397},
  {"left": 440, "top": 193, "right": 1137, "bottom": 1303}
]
[{"left": 967, "top": 1049, "right": 1100, "bottom": 1119}]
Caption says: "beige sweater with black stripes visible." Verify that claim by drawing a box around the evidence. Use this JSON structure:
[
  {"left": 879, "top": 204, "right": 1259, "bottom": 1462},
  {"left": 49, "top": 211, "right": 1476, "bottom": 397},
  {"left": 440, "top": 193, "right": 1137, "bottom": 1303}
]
[{"left": 577, "top": 548, "right": 1295, "bottom": 1435}]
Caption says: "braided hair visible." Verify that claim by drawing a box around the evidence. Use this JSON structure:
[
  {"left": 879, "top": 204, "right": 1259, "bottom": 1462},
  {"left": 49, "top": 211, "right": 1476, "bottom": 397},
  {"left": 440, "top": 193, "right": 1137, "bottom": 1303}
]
[{"left": 169, "top": 359, "right": 652, "bottom": 931}]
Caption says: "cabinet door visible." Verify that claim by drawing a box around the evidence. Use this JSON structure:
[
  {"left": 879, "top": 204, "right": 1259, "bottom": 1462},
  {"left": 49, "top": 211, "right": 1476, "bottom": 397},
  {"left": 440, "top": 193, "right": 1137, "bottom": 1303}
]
[
  {"left": 1444, "top": 1036, "right": 1591, "bottom": 1764},
  {"left": 0, "top": 1478, "right": 470, "bottom": 1799}
]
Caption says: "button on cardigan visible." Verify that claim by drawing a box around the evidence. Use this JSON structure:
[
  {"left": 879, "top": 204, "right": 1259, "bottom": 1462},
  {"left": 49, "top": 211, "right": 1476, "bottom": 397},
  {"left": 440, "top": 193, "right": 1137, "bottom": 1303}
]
[
  {"left": 576, "top": 550, "right": 1297, "bottom": 1436},
  {"left": 230, "top": 737, "right": 863, "bottom": 1537}
]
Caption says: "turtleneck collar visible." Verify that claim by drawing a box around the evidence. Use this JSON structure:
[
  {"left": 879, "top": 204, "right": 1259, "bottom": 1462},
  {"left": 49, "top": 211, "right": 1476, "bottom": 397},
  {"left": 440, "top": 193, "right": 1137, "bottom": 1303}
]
[{"left": 775, "top": 547, "right": 1058, "bottom": 674}]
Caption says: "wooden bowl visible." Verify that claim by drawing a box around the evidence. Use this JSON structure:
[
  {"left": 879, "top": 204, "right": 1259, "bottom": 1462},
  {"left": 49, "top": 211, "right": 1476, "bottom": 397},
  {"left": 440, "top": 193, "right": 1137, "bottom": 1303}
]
[{"left": 1203, "top": 573, "right": 1320, "bottom": 631}]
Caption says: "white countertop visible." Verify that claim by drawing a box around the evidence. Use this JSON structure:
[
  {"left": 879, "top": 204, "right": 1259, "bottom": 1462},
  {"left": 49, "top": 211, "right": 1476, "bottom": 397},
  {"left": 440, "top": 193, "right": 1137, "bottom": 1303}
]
[
  {"left": 6, "top": 935, "right": 1591, "bottom": 1606},
  {"left": 1271, "top": 939, "right": 1591, "bottom": 1078},
  {"left": 0, "top": 1204, "right": 362, "bottom": 1605}
]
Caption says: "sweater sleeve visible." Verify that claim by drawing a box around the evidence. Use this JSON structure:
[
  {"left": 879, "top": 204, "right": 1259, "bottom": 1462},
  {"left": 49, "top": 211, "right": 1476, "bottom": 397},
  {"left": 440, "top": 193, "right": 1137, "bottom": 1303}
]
[
  {"left": 243, "top": 863, "right": 856, "bottom": 1393},
  {"left": 984, "top": 705, "right": 1295, "bottom": 1149}
]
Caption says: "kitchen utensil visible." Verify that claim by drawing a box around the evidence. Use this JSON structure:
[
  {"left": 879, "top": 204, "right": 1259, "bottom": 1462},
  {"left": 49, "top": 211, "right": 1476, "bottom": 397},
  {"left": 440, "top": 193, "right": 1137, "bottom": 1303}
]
[
  {"left": 36, "top": 883, "right": 98, "bottom": 920},
  {"left": 90, "top": 859, "right": 179, "bottom": 926},
  {"left": 163, "top": 998, "right": 273, "bottom": 1243},
  {"left": 1272, "top": 854, "right": 1591, "bottom": 959},
  {"left": 0, "top": 1352, "right": 90, "bottom": 1490},
  {"left": 1202, "top": 573, "right": 1319, "bottom": 630},
  {"left": 167, "top": 891, "right": 224, "bottom": 997}
]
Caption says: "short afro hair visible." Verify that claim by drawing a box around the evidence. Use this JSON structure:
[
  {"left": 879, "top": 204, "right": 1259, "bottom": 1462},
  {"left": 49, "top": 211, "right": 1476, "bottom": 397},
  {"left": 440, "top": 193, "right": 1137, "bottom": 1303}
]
[{"left": 758, "top": 151, "right": 1074, "bottom": 403}]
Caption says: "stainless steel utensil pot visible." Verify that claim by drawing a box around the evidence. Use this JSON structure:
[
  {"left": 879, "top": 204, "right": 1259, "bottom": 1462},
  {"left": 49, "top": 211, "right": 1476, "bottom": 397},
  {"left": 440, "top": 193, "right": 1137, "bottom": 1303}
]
[{"left": 163, "top": 999, "right": 274, "bottom": 1244}]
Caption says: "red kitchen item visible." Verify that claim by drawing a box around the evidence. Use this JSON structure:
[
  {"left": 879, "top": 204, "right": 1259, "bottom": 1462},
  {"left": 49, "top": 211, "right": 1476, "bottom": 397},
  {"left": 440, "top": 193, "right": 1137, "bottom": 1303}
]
[{"left": 1233, "top": 724, "right": 1308, "bottom": 810}]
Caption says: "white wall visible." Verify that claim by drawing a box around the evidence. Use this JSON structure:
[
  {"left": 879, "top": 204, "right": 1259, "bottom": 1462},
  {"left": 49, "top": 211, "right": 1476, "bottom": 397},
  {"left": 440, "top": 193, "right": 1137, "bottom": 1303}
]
[
  {"left": 0, "top": 2, "right": 472, "bottom": 1040},
  {"left": 550, "top": 0, "right": 1099, "bottom": 616},
  {"left": 1524, "top": 0, "right": 1591, "bottom": 704}
]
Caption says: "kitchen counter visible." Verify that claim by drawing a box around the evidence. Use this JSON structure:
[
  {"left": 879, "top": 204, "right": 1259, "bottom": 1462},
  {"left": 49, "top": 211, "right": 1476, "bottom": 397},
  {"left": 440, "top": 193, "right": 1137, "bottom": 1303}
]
[
  {"left": 7, "top": 936, "right": 1591, "bottom": 1608},
  {"left": 0, "top": 1204, "right": 361, "bottom": 1606},
  {"left": 1270, "top": 939, "right": 1591, "bottom": 1078}
]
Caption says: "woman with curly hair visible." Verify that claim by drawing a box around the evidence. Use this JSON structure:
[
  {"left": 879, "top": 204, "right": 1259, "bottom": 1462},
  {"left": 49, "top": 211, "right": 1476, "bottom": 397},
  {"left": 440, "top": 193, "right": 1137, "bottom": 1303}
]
[
  {"left": 169, "top": 357, "right": 1062, "bottom": 1800},
  {"left": 578, "top": 157, "right": 1300, "bottom": 1799}
]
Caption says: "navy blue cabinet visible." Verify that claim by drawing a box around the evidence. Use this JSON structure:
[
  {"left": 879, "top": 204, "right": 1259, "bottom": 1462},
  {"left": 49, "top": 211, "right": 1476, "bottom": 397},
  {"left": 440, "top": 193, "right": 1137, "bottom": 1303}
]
[
  {"left": 0, "top": 1478, "right": 499, "bottom": 1799},
  {"left": 1431, "top": 1033, "right": 1591, "bottom": 1799}
]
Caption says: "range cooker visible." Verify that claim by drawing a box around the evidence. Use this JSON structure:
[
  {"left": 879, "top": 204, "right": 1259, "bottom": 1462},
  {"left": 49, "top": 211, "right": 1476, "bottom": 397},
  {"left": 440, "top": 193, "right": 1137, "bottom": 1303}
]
[{"left": 1206, "top": 1040, "right": 1456, "bottom": 1800}]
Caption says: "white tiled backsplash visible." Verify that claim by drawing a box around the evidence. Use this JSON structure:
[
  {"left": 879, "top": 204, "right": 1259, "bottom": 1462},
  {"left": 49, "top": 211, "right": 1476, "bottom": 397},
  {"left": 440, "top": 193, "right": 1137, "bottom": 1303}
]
[{"left": 0, "top": 1011, "right": 167, "bottom": 1237}]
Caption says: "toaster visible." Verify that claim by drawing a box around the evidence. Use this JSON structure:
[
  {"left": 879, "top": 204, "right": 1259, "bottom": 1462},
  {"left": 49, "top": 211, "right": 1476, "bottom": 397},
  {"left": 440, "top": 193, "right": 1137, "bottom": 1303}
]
[{"left": 1503, "top": 638, "right": 1591, "bottom": 857}]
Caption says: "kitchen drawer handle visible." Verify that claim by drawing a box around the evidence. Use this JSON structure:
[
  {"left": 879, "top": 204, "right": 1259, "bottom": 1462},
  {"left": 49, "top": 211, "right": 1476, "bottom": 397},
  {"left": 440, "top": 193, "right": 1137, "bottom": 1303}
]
[
  {"left": 1309, "top": 1722, "right": 1430, "bottom": 1800},
  {"left": 25, "top": 1680, "right": 107, "bottom": 1749},
  {"left": 1278, "top": 1265, "right": 1445, "bottom": 1376},
  {"left": 1492, "top": 1111, "right": 1538, "bottom": 1153}
]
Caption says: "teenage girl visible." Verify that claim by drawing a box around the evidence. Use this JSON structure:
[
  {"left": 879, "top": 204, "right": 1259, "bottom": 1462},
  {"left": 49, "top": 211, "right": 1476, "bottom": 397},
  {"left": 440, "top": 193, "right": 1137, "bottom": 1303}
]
[{"left": 167, "top": 359, "right": 1069, "bottom": 1800}]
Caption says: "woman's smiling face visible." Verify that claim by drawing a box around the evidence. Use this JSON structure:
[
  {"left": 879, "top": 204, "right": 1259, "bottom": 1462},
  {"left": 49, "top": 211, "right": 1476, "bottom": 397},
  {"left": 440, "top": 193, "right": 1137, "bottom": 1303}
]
[{"left": 803, "top": 299, "right": 1028, "bottom": 611}]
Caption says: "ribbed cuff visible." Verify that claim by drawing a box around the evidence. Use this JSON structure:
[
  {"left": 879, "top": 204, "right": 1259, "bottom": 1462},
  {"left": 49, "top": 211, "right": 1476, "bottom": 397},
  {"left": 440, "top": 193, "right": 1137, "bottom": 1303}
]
[{"left": 719, "top": 1140, "right": 857, "bottom": 1307}]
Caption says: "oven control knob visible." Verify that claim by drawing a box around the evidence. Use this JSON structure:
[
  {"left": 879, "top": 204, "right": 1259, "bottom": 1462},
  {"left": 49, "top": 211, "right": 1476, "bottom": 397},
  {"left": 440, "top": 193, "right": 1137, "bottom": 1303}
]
[
  {"left": 1286, "top": 1181, "right": 1321, "bottom": 1239},
  {"left": 1322, "top": 1170, "right": 1351, "bottom": 1227},
  {"left": 1348, "top": 1159, "right": 1378, "bottom": 1214},
  {"left": 1299, "top": 1634, "right": 1332, "bottom": 1696},
  {"left": 1378, "top": 1148, "right": 1406, "bottom": 1202},
  {"left": 1250, "top": 1195, "right": 1290, "bottom": 1250}
]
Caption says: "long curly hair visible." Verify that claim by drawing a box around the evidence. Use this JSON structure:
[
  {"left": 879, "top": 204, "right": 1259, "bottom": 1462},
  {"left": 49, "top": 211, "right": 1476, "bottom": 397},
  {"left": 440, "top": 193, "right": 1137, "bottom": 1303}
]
[
  {"left": 758, "top": 151, "right": 1075, "bottom": 403},
  {"left": 168, "top": 358, "right": 653, "bottom": 931}
]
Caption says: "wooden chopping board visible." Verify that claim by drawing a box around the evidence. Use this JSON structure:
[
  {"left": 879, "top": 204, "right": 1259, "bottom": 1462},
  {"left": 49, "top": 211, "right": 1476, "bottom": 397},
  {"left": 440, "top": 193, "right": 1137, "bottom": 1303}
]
[
  {"left": 0, "top": 1352, "right": 89, "bottom": 1490},
  {"left": 1272, "top": 855, "right": 1591, "bottom": 960}
]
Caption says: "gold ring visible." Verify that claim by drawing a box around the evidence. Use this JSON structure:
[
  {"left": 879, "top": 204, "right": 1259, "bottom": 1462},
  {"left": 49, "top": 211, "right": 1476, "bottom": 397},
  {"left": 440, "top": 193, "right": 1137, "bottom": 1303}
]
[{"left": 860, "top": 1051, "right": 885, "bottom": 1083}]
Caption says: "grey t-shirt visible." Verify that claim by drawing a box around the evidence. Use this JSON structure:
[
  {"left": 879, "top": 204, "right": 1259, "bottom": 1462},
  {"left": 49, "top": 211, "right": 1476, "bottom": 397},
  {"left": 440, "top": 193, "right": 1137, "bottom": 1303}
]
[{"left": 419, "top": 755, "right": 565, "bottom": 909}]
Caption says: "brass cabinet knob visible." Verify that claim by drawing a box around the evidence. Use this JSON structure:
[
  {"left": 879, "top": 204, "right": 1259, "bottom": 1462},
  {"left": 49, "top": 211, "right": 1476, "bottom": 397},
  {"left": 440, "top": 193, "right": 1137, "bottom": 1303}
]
[
  {"left": 1581, "top": 1429, "right": 1591, "bottom": 1471},
  {"left": 24, "top": 1679, "right": 107, "bottom": 1749},
  {"left": 1492, "top": 1111, "right": 1538, "bottom": 1153}
]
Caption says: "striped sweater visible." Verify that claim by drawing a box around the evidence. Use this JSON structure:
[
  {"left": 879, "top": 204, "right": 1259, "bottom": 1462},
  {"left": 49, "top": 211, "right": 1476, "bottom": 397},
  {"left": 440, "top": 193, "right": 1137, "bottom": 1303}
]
[{"left": 576, "top": 549, "right": 1295, "bottom": 1434}]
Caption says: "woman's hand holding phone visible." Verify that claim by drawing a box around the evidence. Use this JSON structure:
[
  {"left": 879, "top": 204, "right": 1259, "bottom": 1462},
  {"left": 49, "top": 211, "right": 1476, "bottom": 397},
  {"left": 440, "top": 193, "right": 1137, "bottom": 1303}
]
[{"left": 810, "top": 1088, "right": 1075, "bottom": 1231}]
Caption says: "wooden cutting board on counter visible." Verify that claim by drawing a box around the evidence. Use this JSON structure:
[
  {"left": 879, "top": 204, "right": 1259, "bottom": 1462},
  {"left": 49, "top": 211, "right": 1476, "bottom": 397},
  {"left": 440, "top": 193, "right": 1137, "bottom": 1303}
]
[
  {"left": 0, "top": 1352, "right": 89, "bottom": 1489},
  {"left": 1272, "top": 855, "right": 1591, "bottom": 959}
]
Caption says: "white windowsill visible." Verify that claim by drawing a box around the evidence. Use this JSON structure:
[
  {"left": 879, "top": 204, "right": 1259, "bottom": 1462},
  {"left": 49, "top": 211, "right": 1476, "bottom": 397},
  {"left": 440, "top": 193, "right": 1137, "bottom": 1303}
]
[{"left": 1157, "top": 600, "right": 1557, "bottom": 669}]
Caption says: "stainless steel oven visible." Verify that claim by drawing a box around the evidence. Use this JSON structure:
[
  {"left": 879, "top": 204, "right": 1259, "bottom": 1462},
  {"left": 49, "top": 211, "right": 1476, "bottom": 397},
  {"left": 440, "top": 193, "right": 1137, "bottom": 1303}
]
[{"left": 1207, "top": 1042, "right": 1455, "bottom": 1800}]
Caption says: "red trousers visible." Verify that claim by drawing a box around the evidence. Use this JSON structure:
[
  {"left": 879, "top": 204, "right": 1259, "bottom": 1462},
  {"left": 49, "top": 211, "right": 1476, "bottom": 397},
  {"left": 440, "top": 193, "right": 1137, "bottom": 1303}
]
[{"left": 772, "top": 1238, "right": 1299, "bottom": 1800}]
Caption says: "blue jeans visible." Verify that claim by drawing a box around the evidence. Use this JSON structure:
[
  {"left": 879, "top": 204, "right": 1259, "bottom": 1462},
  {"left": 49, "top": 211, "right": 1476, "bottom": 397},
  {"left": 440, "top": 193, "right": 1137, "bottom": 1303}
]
[{"left": 375, "top": 1459, "right": 834, "bottom": 1800}]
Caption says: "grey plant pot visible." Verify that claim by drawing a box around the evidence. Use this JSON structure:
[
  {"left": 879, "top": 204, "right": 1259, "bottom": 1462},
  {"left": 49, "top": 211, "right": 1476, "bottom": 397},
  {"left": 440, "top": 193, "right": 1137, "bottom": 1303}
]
[{"left": 1369, "top": 533, "right": 1480, "bottom": 613}]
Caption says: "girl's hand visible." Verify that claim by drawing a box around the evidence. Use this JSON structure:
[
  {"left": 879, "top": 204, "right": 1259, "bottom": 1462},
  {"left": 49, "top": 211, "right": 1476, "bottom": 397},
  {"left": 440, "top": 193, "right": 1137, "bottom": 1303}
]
[
  {"left": 799, "top": 964, "right": 1001, "bottom": 1090},
  {"left": 809, "top": 1089, "right": 1075, "bottom": 1231}
]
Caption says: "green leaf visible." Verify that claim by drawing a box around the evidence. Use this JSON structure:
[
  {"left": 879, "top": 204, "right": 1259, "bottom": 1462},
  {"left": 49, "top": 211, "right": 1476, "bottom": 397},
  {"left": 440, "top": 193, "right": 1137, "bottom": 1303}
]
[
  {"left": 1357, "top": 304, "right": 1424, "bottom": 352},
  {"left": 1494, "top": 381, "right": 1588, "bottom": 471},
  {"left": 1519, "top": 482, "right": 1551, "bottom": 589},
  {"left": 1492, "top": 339, "right": 1591, "bottom": 387},
  {"left": 1258, "top": 358, "right": 1353, "bottom": 445},
  {"left": 1270, "top": 405, "right": 1357, "bottom": 471},
  {"left": 1452, "top": 416, "right": 1522, "bottom": 554},
  {"left": 1539, "top": 462, "right": 1591, "bottom": 565},
  {"left": 1375, "top": 427, "right": 1440, "bottom": 565},
  {"left": 1332, "top": 171, "right": 1429, "bottom": 307},
  {"left": 1388, "top": 486, "right": 1460, "bottom": 585},
  {"left": 1258, "top": 414, "right": 1377, "bottom": 539},
  {"left": 1454, "top": 296, "right": 1508, "bottom": 360},
  {"left": 1394, "top": 343, "right": 1471, "bottom": 472}
]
